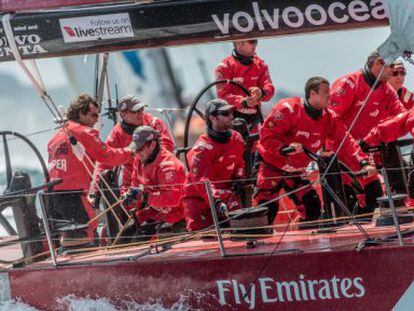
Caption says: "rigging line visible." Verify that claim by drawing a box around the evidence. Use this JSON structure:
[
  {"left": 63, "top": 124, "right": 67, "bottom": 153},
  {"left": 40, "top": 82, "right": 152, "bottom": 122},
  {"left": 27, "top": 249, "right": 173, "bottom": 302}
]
[
  {"left": 321, "top": 65, "right": 385, "bottom": 180},
  {"left": 71, "top": 151, "right": 124, "bottom": 227},
  {"left": 3, "top": 48, "right": 130, "bottom": 217},
  {"left": 2, "top": 15, "right": 44, "bottom": 99}
]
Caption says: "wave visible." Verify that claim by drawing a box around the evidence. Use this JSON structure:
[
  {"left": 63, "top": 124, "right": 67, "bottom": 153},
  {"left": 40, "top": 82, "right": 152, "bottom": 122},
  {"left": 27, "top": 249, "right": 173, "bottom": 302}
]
[{"left": 0, "top": 294, "right": 196, "bottom": 311}]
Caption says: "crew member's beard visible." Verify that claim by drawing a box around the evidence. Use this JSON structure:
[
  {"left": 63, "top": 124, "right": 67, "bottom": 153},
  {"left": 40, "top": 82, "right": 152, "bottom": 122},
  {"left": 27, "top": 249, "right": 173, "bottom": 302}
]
[
  {"left": 120, "top": 119, "right": 138, "bottom": 135},
  {"left": 207, "top": 126, "right": 231, "bottom": 143},
  {"left": 142, "top": 143, "right": 160, "bottom": 165}
]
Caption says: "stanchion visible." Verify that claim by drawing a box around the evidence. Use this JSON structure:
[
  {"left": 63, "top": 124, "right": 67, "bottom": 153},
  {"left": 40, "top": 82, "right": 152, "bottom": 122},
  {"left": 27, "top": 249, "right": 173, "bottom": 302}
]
[
  {"left": 204, "top": 180, "right": 226, "bottom": 257},
  {"left": 37, "top": 191, "right": 58, "bottom": 267},
  {"left": 381, "top": 167, "right": 404, "bottom": 246}
]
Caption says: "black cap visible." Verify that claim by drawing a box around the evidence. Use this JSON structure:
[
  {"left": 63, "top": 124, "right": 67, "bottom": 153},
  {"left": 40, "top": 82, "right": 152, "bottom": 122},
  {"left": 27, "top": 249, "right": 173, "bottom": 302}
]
[
  {"left": 205, "top": 98, "right": 234, "bottom": 119},
  {"left": 129, "top": 125, "right": 159, "bottom": 151}
]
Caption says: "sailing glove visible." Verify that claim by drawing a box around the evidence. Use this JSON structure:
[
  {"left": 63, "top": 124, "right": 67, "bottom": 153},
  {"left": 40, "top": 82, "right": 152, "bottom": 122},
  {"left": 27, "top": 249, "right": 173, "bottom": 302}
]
[
  {"left": 215, "top": 199, "right": 228, "bottom": 218},
  {"left": 123, "top": 185, "right": 144, "bottom": 206}
]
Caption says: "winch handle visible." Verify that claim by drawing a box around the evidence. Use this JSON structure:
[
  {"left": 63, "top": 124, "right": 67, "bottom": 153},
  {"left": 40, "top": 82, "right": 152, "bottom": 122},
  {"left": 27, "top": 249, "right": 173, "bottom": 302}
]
[
  {"left": 46, "top": 178, "right": 63, "bottom": 190},
  {"left": 353, "top": 170, "right": 369, "bottom": 178},
  {"left": 280, "top": 146, "right": 295, "bottom": 155}
]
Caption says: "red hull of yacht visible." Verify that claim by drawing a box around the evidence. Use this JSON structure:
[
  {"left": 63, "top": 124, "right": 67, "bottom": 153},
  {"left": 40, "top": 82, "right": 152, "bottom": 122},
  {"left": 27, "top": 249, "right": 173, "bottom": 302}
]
[{"left": 4, "top": 236, "right": 414, "bottom": 310}]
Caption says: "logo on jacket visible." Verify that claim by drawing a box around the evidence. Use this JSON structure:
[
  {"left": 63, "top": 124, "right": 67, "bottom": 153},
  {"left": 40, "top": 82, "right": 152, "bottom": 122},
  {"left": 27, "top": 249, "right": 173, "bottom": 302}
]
[
  {"left": 195, "top": 141, "right": 213, "bottom": 150},
  {"left": 335, "top": 87, "right": 346, "bottom": 96},
  {"left": 296, "top": 131, "right": 310, "bottom": 139},
  {"left": 282, "top": 102, "right": 294, "bottom": 113},
  {"left": 234, "top": 77, "right": 244, "bottom": 84},
  {"left": 49, "top": 159, "right": 67, "bottom": 172},
  {"left": 227, "top": 162, "right": 235, "bottom": 170},
  {"left": 311, "top": 140, "right": 321, "bottom": 149},
  {"left": 369, "top": 109, "right": 379, "bottom": 117},
  {"left": 273, "top": 111, "right": 284, "bottom": 121}
]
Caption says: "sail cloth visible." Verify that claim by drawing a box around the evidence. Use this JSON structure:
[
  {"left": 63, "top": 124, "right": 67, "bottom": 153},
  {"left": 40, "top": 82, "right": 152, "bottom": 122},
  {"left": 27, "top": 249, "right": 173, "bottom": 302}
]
[{"left": 378, "top": 0, "right": 414, "bottom": 63}]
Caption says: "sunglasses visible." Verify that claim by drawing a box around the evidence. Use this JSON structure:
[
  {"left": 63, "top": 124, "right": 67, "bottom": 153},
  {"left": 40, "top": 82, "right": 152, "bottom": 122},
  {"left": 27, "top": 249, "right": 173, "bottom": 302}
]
[
  {"left": 247, "top": 40, "right": 258, "bottom": 45},
  {"left": 127, "top": 109, "right": 144, "bottom": 114},
  {"left": 392, "top": 70, "right": 406, "bottom": 77},
  {"left": 216, "top": 111, "right": 233, "bottom": 117},
  {"left": 137, "top": 141, "right": 152, "bottom": 152}
]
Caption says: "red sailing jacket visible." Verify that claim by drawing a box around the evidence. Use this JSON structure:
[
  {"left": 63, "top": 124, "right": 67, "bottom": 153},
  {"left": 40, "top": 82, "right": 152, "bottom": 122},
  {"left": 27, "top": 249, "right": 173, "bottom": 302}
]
[
  {"left": 257, "top": 97, "right": 368, "bottom": 172},
  {"left": 48, "top": 120, "right": 132, "bottom": 191},
  {"left": 100, "top": 113, "right": 175, "bottom": 192},
  {"left": 399, "top": 86, "right": 414, "bottom": 110},
  {"left": 215, "top": 54, "right": 275, "bottom": 114},
  {"left": 364, "top": 110, "right": 414, "bottom": 146},
  {"left": 183, "top": 130, "right": 245, "bottom": 204},
  {"left": 330, "top": 70, "right": 405, "bottom": 140},
  {"left": 131, "top": 147, "right": 185, "bottom": 224}
]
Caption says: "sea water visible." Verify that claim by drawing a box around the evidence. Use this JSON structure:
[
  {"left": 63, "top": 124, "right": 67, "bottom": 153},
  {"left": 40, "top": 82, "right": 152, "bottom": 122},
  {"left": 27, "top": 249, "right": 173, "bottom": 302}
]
[
  {"left": 0, "top": 294, "right": 195, "bottom": 310},
  {"left": 0, "top": 210, "right": 195, "bottom": 310}
]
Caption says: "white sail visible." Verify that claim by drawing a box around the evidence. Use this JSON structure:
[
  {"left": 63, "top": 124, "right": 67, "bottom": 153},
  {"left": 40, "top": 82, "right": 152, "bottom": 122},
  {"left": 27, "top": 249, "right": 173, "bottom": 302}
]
[{"left": 378, "top": 0, "right": 414, "bottom": 63}]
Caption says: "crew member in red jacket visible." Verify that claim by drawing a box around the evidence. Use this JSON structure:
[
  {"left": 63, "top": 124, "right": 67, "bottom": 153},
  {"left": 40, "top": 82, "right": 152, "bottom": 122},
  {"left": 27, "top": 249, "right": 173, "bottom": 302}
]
[
  {"left": 255, "top": 77, "right": 376, "bottom": 223},
  {"left": 47, "top": 94, "right": 134, "bottom": 244},
  {"left": 330, "top": 51, "right": 405, "bottom": 140},
  {"left": 97, "top": 95, "right": 174, "bottom": 193},
  {"left": 362, "top": 109, "right": 414, "bottom": 200},
  {"left": 388, "top": 61, "right": 413, "bottom": 110},
  {"left": 215, "top": 40, "right": 275, "bottom": 130},
  {"left": 182, "top": 99, "right": 245, "bottom": 231},
  {"left": 124, "top": 125, "right": 185, "bottom": 237},
  {"left": 329, "top": 51, "right": 406, "bottom": 208},
  {"left": 363, "top": 110, "right": 414, "bottom": 147}
]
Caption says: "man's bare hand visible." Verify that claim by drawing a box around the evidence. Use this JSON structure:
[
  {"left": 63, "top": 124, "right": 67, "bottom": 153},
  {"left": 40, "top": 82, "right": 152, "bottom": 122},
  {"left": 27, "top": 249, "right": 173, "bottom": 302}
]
[
  {"left": 362, "top": 165, "right": 376, "bottom": 177},
  {"left": 289, "top": 142, "right": 303, "bottom": 155},
  {"left": 249, "top": 87, "right": 262, "bottom": 101},
  {"left": 246, "top": 97, "right": 259, "bottom": 108}
]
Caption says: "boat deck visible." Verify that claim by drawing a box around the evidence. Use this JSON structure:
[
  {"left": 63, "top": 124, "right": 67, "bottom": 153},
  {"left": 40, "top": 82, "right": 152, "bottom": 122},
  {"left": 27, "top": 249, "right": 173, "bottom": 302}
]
[{"left": 8, "top": 219, "right": 410, "bottom": 270}]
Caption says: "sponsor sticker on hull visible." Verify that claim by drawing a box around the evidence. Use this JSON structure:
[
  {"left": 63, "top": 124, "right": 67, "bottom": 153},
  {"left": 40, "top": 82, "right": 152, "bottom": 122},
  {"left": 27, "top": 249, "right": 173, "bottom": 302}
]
[
  {"left": 217, "top": 275, "right": 366, "bottom": 309},
  {"left": 59, "top": 13, "right": 134, "bottom": 43},
  {"left": 211, "top": 0, "right": 387, "bottom": 35}
]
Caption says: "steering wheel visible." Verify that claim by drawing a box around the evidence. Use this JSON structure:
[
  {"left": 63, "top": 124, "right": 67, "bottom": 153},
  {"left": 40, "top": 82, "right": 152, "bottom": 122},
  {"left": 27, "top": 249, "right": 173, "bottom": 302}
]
[
  {"left": 0, "top": 131, "right": 50, "bottom": 235},
  {"left": 182, "top": 80, "right": 251, "bottom": 169}
]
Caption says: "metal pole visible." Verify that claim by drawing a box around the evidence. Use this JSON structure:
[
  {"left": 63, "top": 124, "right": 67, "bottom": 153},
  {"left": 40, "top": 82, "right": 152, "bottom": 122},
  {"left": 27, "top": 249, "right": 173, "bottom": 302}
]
[
  {"left": 96, "top": 53, "right": 109, "bottom": 108},
  {"left": 37, "top": 191, "right": 58, "bottom": 267},
  {"left": 204, "top": 180, "right": 226, "bottom": 257},
  {"left": 381, "top": 167, "right": 404, "bottom": 246}
]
